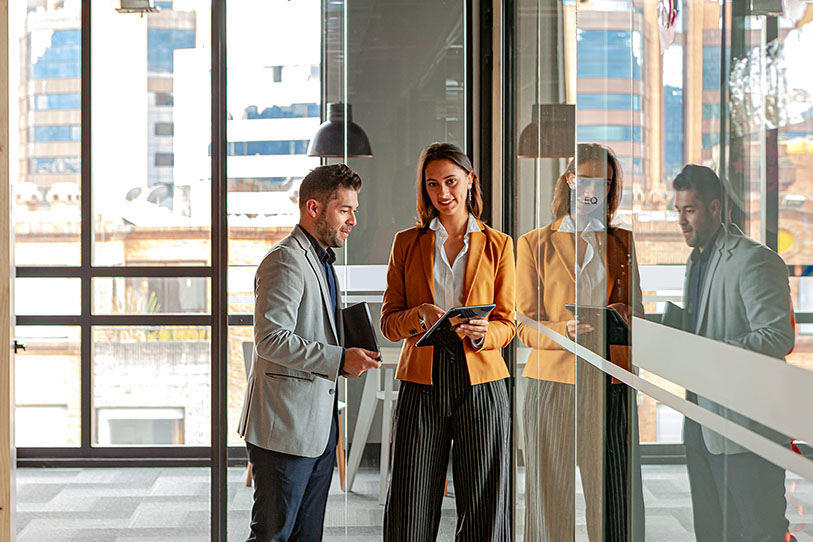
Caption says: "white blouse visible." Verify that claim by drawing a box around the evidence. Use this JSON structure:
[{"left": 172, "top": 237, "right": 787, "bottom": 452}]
[
  {"left": 559, "top": 214, "right": 607, "bottom": 306},
  {"left": 429, "top": 214, "right": 481, "bottom": 311}
]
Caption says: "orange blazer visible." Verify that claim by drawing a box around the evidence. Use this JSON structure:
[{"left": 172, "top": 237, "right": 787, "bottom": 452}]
[
  {"left": 381, "top": 220, "right": 515, "bottom": 385},
  {"left": 516, "top": 217, "right": 644, "bottom": 384}
]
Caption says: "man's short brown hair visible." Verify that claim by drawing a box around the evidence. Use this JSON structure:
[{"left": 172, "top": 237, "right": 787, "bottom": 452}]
[{"left": 298, "top": 164, "right": 363, "bottom": 212}]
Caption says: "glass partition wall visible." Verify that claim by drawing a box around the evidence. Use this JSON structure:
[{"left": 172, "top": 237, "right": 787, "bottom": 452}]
[
  {"left": 511, "top": 0, "right": 813, "bottom": 540},
  {"left": 11, "top": 0, "right": 813, "bottom": 539},
  {"left": 11, "top": 0, "right": 474, "bottom": 540},
  {"left": 221, "top": 0, "right": 470, "bottom": 538}
]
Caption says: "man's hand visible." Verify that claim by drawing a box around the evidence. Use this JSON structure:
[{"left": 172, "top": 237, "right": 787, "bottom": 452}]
[
  {"left": 341, "top": 348, "right": 382, "bottom": 378},
  {"left": 418, "top": 303, "right": 445, "bottom": 330}
]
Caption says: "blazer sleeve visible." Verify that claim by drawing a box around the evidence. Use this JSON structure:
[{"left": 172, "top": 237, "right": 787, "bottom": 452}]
[
  {"left": 515, "top": 233, "right": 570, "bottom": 350},
  {"left": 473, "top": 234, "right": 516, "bottom": 351},
  {"left": 254, "top": 246, "right": 343, "bottom": 381},
  {"left": 380, "top": 232, "right": 425, "bottom": 342},
  {"left": 727, "top": 246, "right": 794, "bottom": 358}
]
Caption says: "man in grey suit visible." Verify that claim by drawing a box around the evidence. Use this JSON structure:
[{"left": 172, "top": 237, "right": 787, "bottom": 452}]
[
  {"left": 673, "top": 165, "right": 795, "bottom": 542},
  {"left": 238, "top": 164, "right": 381, "bottom": 542}
]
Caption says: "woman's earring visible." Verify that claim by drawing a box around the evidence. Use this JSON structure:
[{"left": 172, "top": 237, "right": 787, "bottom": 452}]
[{"left": 468, "top": 187, "right": 473, "bottom": 204}]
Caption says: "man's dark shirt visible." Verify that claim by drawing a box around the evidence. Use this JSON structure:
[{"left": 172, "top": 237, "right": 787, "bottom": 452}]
[
  {"left": 299, "top": 225, "right": 338, "bottom": 316},
  {"left": 298, "top": 225, "right": 344, "bottom": 373},
  {"left": 686, "top": 225, "right": 722, "bottom": 334}
]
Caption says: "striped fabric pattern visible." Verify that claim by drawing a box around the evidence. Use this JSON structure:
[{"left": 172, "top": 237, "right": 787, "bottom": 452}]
[
  {"left": 384, "top": 342, "right": 511, "bottom": 542},
  {"left": 523, "top": 361, "right": 644, "bottom": 541}
]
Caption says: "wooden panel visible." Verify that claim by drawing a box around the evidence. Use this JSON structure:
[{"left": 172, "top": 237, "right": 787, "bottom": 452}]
[{"left": 0, "top": 0, "right": 15, "bottom": 540}]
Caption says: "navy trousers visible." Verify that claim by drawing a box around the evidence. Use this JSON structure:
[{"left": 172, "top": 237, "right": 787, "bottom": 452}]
[
  {"left": 245, "top": 412, "right": 338, "bottom": 542},
  {"left": 684, "top": 417, "right": 794, "bottom": 542}
]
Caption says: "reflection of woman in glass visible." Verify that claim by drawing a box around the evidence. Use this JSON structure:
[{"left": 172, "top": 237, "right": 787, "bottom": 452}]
[
  {"left": 516, "top": 143, "right": 645, "bottom": 541},
  {"left": 380, "top": 143, "right": 515, "bottom": 541}
]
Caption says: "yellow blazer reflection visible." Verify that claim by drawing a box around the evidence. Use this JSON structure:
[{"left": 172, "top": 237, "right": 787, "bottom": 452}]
[{"left": 516, "top": 216, "right": 644, "bottom": 383}]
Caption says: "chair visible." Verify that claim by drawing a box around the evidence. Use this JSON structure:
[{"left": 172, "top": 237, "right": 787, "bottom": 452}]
[
  {"left": 241, "top": 341, "right": 346, "bottom": 489},
  {"left": 344, "top": 365, "right": 400, "bottom": 504}
]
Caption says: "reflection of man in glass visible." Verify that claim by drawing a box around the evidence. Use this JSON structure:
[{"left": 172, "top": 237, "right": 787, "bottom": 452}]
[{"left": 673, "top": 165, "right": 796, "bottom": 542}]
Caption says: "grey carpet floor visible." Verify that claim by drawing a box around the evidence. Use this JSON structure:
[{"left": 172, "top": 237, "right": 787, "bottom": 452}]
[{"left": 16, "top": 465, "right": 813, "bottom": 541}]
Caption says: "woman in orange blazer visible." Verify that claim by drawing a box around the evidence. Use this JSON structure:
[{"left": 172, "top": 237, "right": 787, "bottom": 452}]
[
  {"left": 516, "top": 143, "right": 645, "bottom": 541},
  {"left": 381, "top": 143, "right": 515, "bottom": 542}
]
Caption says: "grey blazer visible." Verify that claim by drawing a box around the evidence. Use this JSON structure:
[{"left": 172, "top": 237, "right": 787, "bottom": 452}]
[
  {"left": 681, "top": 224, "right": 794, "bottom": 455},
  {"left": 238, "top": 226, "right": 344, "bottom": 458}
]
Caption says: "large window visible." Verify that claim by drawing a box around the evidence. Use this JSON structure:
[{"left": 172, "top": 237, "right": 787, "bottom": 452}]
[
  {"left": 147, "top": 28, "right": 196, "bottom": 73},
  {"left": 31, "top": 93, "right": 82, "bottom": 110},
  {"left": 30, "top": 29, "right": 81, "bottom": 79},
  {"left": 577, "top": 93, "right": 641, "bottom": 111},
  {"left": 245, "top": 103, "right": 320, "bottom": 119},
  {"left": 225, "top": 140, "right": 310, "bottom": 156},
  {"left": 577, "top": 29, "right": 643, "bottom": 79},
  {"left": 31, "top": 125, "right": 81, "bottom": 142},
  {"left": 14, "top": 5, "right": 82, "bottom": 266},
  {"left": 13, "top": 0, "right": 811, "bottom": 540},
  {"left": 29, "top": 157, "right": 81, "bottom": 174},
  {"left": 577, "top": 124, "right": 642, "bottom": 142},
  {"left": 13, "top": 0, "right": 214, "bottom": 455},
  {"left": 702, "top": 45, "right": 722, "bottom": 90},
  {"left": 11, "top": 1, "right": 215, "bottom": 535}
]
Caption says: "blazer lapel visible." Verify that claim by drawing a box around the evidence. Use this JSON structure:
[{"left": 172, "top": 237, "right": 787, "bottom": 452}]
[
  {"left": 419, "top": 229, "right": 436, "bottom": 303},
  {"left": 293, "top": 227, "right": 339, "bottom": 341},
  {"left": 694, "top": 230, "right": 727, "bottom": 334},
  {"left": 550, "top": 218, "right": 577, "bottom": 283},
  {"left": 463, "top": 227, "right": 486, "bottom": 305}
]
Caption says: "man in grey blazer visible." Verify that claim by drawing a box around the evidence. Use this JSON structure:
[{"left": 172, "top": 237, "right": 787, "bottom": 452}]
[
  {"left": 673, "top": 165, "right": 795, "bottom": 542},
  {"left": 238, "top": 164, "right": 381, "bottom": 542}
]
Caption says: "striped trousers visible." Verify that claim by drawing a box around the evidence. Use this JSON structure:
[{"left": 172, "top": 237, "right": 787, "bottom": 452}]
[
  {"left": 383, "top": 342, "right": 511, "bottom": 542},
  {"left": 523, "top": 360, "right": 645, "bottom": 541}
]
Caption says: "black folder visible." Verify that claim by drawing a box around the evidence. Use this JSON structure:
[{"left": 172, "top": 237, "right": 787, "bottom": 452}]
[
  {"left": 660, "top": 301, "right": 684, "bottom": 331},
  {"left": 341, "top": 301, "right": 380, "bottom": 352}
]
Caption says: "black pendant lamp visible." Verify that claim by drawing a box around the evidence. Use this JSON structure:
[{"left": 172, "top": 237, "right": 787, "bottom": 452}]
[
  {"left": 307, "top": 102, "right": 373, "bottom": 158},
  {"left": 116, "top": 0, "right": 159, "bottom": 14},
  {"left": 517, "top": 103, "right": 575, "bottom": 158}
]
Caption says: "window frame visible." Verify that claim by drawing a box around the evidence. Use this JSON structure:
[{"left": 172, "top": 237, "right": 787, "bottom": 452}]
[{"left": 14, "top": 1, "right": 484, "bottom": 540}]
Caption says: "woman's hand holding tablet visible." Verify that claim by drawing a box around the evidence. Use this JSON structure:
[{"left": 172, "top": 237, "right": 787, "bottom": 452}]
[{"left": 415, "top": 304, "right": 496, "bottom": 347}]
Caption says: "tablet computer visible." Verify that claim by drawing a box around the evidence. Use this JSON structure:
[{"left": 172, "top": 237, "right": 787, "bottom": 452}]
[
  {"left": 415, "top": 304, "right": 496, "bottom": 347},
  {"left": 564, "top": 304, "right": 630, "bottom": 345}
]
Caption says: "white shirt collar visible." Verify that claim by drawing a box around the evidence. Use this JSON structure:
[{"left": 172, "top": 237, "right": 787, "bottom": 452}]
[
  {"left": 429, "top": 214, "right": 481, "bottom": 237},
  {"left": 558, "top": 214, "right": 605, "bottom": 233}
]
